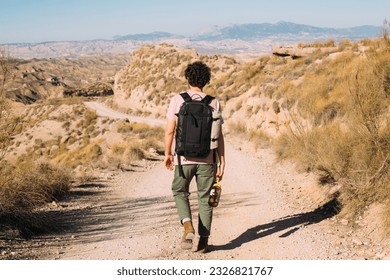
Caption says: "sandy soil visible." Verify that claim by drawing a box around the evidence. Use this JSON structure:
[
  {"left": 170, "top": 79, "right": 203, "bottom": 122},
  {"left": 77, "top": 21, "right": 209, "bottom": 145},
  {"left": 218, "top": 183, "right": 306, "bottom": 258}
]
[
  {"left": 21, "top": 102, "right": 389, "bottom": 260},
  {"left": 39, "top": 141, "right": 386, "bottom": 260}
]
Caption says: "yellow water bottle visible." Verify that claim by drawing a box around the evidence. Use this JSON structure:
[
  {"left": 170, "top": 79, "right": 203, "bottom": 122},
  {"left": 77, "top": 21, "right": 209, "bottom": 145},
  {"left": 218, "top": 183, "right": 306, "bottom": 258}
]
[{"left": 208, "top": 179, "right": 222, "bottom": 207}]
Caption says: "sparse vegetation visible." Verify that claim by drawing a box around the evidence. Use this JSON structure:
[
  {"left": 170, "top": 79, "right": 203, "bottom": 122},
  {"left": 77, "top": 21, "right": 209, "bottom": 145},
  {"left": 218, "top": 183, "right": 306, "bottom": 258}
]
[
  {"left": 3, "top": 30, "right": 390, "bottom": 248},
  {"left": 114, "top": 44, "right": 239, "bottom": 115},
  {"left": 0, "top": 49, "right": 19, "bottom": 162},
  {"left": 274, "top": 30, "right": 390, "bottom": 231},
  {"left": 229, "top": 120, "right": 271, "bottom": 149},
  {"left": 1, "top": 50, "right": 75, "bottom": 238},
  {"left": 0, "top": 161, "right": 72, "bottom": 238},
  {"left": 0, "top": 49, "right": 171, "bottom": 251}
]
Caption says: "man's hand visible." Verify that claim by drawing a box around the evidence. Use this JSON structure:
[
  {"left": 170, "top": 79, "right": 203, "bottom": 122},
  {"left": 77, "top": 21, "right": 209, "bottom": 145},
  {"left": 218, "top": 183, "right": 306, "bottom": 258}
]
[
  {"left": 164, "top": 154, "right": 174, "bottom": 171},
  {"left": 216, "top": 163, "right": 225, "bottom": 181}
]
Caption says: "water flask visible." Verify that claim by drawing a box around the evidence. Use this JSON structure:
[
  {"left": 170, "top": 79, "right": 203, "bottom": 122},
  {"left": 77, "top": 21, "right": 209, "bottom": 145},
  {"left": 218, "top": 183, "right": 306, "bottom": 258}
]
[{"left": 208, "top": 179, "right": 222, "bottom": 207}]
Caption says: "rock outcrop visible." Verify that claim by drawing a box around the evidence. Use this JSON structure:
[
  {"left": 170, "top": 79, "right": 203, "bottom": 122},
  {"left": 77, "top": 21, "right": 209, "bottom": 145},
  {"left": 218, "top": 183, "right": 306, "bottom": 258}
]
[
  {"left": 63, "top": 82, "right": 114, "bottom": 97},
  {"left": 272, "top": 45, "right": 339, "bottom": 58}
]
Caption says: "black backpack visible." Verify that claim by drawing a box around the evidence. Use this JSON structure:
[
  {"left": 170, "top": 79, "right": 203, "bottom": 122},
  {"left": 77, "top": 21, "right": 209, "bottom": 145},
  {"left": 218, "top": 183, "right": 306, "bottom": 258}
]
[{"left": 175, "top": 92, "right": 216, "bottom": 177}]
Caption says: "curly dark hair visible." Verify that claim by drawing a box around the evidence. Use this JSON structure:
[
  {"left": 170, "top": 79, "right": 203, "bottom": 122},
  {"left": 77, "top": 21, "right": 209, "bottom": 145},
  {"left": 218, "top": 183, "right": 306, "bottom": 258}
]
[{"left": 184, "top": 61, "right": 211, "bottom": 89}]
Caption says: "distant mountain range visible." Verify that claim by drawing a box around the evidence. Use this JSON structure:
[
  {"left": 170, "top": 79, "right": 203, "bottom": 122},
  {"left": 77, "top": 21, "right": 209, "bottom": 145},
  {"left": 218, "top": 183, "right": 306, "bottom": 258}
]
[
  {"left": 3, "top": 22, "right": 382, "bottom": 59},
  {"left": 114, "top": 31, "right": 184, "bottom": 41},
  {"left": 115, "top": 21, "right": 382, "bottom": 41}
]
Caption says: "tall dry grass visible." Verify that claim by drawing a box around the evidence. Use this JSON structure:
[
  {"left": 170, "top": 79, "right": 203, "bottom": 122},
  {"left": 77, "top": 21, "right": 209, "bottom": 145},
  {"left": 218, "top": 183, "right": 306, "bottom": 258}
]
[
  {"left": 0, "top": 161, "right": 72, "bottom": 237},
  {"left": 110, "top": 122, "right": 165, "bottom": 168},
  {"left": 274, "top": 37, "right": 390, "bottom": 227},
  {"left": 229, "top": 120, "right": 271, "bottom": 149}
]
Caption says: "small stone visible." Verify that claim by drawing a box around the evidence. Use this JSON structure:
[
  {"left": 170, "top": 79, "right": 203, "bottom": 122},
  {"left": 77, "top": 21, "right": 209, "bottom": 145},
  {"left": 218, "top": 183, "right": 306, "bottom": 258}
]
[
  {"left": 375, "top": 252, "right": 385, "bottom": 259},
  {"left": 352, "top": 238, "right": 363, "bottom": 246},
  {"left": 50, "top": 145, "right": 59, "bottom": 155},
  {"left": 361, "top": 238, "right": 371, "bottom": 245}
]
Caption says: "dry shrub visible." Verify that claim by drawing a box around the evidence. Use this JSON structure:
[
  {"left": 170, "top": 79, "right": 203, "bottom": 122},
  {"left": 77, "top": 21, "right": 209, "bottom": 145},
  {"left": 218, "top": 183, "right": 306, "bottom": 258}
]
[
  {"left": 117, "top": 121, "right": 164, "bottom": 141},
  {"left": 83, "top": 109, "right": 97, "bottom": 125},
  {"left": 229, "top": 121, "right": 271, "bottom": 149},
  {"left": 339, "top": 50, "right": 390, "bottom": 215},
  {"left": 76, "top": 109, "right": 97, "bottom": 130},
  {"left": 0, "top": 161, "right": 72, "bottom": 237},
  {"left": 108, "top": 140, "right": 146, "bottom": 168},
  {"left": 117, "top": 122, "right": 150, "bottom": 133},
  {"left": 105, "top": 119, "right": 165, "bottom": 169},
  {"left": 275, "top": 45, "right": 390, "bottom": 222},
  {"left": 229, "top": 121, "right": 247, "bottom": 135},
  {"left": 54, "top": 140, "right": 103, "bottom": 168}
]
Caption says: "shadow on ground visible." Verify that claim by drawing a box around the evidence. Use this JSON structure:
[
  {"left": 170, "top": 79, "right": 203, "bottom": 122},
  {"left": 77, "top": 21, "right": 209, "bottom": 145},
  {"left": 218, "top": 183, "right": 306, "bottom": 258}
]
[
  {"left": 209, "top": 197, "right": 341, "bottom": 252},
  {"left": 2, "top": 176, "right": 336, "bottom": 259},
  {"left": 47, "top": 190, "right": 262, "bottom": 245},
  {"left": 42, "top": 184, "right": 177, "bottom": 245}
]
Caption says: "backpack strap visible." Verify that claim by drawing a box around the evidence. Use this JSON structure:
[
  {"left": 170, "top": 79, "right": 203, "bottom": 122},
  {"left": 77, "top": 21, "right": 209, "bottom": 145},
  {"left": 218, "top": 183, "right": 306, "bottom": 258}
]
[
  {"left": 177, "top": 92, "right": 191, "bottom": 178},
  {"left": 180, "top": 92, "right": 192, "bottom": 102},
  {"left": 202, "top": 95, "right": 215, "bottom": 105}
]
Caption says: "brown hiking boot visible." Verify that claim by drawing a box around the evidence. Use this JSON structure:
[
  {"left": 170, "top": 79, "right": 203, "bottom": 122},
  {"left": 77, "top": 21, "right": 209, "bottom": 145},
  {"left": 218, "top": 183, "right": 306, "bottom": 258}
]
[
  {"left": 181, "top": 221, "right": 195, "bottom": 250},
  {"left": 196, "top": 236, "right": 209, "bottom": 253}
]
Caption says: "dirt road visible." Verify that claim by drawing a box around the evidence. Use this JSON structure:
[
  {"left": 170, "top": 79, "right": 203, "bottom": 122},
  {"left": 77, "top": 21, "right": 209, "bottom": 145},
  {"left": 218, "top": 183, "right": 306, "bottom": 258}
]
[
  {"left": 46, "top": 102, "right": 387, "bottom": 260},
  {"left": 84, "top": 101, "right": 165, "bottom": 126}
]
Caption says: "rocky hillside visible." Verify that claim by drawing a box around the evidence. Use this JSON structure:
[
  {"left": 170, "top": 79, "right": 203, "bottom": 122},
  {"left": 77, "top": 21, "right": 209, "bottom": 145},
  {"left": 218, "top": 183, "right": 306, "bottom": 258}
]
[
  {"left": 3, "top": 55, "right": 130, "bottom": 103},
  {"left": 2, "top": 37, "right": 390, "bottom": 233},
  {"left": 3, "top": 40, "right": 385, "bottom": 169},
  {"left": 113, "top": 44, "right": 238, "bottom": 118},
  {"left": 1, "top": 52, "right": 164, "bottom": 179},
  {"left": 112, "top": 41, "right": 369, "bottom": 137}
]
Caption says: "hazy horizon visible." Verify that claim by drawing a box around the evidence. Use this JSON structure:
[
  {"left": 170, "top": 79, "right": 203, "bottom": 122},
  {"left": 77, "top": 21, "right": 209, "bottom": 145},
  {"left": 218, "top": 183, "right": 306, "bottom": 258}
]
[{"left": 0, "top": 0, "right": 389, "bottom": 44}]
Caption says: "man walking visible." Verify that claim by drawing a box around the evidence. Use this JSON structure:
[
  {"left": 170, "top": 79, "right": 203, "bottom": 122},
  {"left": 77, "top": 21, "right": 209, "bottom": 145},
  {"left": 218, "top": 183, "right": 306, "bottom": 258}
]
[{"left": 164, "top": 61, "right": 225, "bottom": 253}]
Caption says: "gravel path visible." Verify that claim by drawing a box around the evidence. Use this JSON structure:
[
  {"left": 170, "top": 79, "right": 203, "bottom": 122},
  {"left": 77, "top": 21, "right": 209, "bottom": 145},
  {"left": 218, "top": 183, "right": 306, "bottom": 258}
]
[{"left": 54, "top": 140, "right": 347, "bottom": 260}]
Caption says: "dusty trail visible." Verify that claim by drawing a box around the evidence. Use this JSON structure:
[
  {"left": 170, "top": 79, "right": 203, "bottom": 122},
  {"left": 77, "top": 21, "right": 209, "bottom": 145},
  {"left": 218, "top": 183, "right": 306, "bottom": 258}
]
[
  {"left": 84, "top": 101, "right": 165, "bottom": 126},
  {"left": 56, "top": 142, "right": 339, "bottom": 260},
  {"left": 48, "top": 102, "right": 380, "bottom": 260}
]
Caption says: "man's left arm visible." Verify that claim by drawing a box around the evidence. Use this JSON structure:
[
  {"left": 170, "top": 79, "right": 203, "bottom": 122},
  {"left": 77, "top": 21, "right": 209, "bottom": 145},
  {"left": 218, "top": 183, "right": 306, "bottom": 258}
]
[{"left": 216, "top": 131, "right": 225, "bottom": 181}]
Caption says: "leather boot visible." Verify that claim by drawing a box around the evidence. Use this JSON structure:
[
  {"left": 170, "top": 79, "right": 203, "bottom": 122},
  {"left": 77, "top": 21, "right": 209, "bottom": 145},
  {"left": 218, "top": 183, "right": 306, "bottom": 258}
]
[
  {"left": 196, "top": 236, "right": 209, "bottom": 253},
  {"left": 181, "top": 221, "right": 195, "bottom": 249}
]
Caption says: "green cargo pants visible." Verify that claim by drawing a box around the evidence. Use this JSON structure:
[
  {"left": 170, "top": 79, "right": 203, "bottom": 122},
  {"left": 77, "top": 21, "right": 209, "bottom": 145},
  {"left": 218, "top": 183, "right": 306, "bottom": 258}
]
[{"left": 171, "top": 164, "right": 214, "bottom": 237}]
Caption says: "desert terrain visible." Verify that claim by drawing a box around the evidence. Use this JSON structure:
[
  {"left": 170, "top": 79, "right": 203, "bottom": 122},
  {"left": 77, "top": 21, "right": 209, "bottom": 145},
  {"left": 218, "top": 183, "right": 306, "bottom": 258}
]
[
  {"left": 1, "top": 40, "right": 390, "bottom": 260},
  {"left": 26, "top": 103, "right": 389, "bottom": 261}
]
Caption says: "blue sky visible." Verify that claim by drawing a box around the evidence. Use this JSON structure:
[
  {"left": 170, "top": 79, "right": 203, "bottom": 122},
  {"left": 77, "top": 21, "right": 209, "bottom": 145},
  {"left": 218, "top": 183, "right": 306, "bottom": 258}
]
[{"left": 0, "top": 0, "right": 389, "bottom": 44}]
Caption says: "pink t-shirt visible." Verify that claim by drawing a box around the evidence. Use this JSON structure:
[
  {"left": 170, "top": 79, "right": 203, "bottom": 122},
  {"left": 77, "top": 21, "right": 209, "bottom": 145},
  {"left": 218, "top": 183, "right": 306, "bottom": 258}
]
[{"left": 167, "top": 90, "right": 223, "bottom": 165}]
